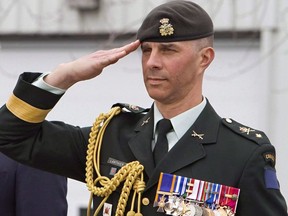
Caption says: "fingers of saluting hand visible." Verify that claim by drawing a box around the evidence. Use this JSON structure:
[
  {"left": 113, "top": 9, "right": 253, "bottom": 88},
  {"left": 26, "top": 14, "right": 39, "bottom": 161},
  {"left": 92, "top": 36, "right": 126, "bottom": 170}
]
[
  {"left": 90, "top": 40, "right": 140, "bottom": 67},
  {"left": 48, "top": 40, "right": 140, "bottom": 89}
]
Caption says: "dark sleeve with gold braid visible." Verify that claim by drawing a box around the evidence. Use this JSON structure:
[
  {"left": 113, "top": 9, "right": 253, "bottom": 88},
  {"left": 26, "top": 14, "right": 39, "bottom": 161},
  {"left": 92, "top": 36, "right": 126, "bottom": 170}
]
[
  {"left": 0, "top": 72, "right": 90, "bottom": 181},
  {"left": 5, "top": 72, "right": 61, "bottom": 123}
]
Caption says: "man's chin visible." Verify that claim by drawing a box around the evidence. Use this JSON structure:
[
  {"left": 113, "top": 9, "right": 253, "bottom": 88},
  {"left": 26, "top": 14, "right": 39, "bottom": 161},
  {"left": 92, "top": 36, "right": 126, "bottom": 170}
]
[{"left": 147, "top": 91, "right": 165, "bottom": 101}]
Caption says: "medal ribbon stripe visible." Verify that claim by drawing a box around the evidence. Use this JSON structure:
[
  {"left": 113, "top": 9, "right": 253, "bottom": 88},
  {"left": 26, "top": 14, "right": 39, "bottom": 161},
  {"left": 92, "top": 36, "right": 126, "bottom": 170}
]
[
  {"left": 226, "top": 187, "right": 240, "bottom": 212},
  {"left": 201, "top": 181, "right": 208, "bottom": 202},
  {"left": 224, "top": 186, "right": 231, "bottom": 207},
  {"left": 155, "top": 173, "right": 176, "bottom": 197},
  {"left": 180, "top": 177, "right": 188, "bottom": 195},
  {"left": 206, "top": 183, "right": 217, "bottom": 209},
  {"left": 196, "top": 180, "right": 205, "bottom": 202},
  {"left": 186, "top": 178, "right": 194, "bottom": 197},
  {"left": 216, "top": 185, "right": 222, "bottom": 206},
  {"left": 219, "top": 185, "right": 227, "bottom": 206},
  {"left": 159, "top": 173, "right": 173, "bottom": 192},
  {"left": 204, "top": 182, "right": 212, "bottom": 202},
  {"left": 212, "top": 183, "right": 221, "bottom": 210},
  {"left": 187, "top": 178, "right": 198, "bottom": 199},
  {"left": 215, "top": 184, "right": 222, "bottom": 206},
  {"left": 174, "top": 176, "right": 180, "bottom": 195},
  {"left": 227, "top": 187, "right": 237, "bottom": 212},
  {"left": 154, "top": 172, "right": 164, "bottom": 206},
  {"left": 190, "top": 179, "right": 200, "bottom": 200},
  {"left": 174, "top": 176, "right": 188, "bottom": 196},
  {"left": 170, "top": 174, "right": 177, "bottom": 193}
]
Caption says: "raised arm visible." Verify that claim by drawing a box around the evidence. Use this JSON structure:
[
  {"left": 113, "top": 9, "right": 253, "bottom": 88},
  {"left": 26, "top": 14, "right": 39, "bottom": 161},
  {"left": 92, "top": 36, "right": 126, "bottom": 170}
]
[
  {"left": 0, "top": 40, "right": 140, "bottom": 181},
  {"left": 44, "top": 40, "right": 140, "bottom": 90}
]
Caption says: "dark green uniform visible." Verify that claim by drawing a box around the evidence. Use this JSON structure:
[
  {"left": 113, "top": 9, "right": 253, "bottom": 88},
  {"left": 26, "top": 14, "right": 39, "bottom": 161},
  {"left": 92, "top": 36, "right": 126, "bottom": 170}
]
[{"left": 0, "top": 73, "right": 287, "bottom": 215}]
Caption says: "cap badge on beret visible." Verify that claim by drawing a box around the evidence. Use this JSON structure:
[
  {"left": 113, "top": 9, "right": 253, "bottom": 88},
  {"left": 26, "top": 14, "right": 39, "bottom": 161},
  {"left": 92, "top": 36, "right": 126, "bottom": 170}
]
[{"left": 159, "top": 18, "right": 174, "bottom": 36}]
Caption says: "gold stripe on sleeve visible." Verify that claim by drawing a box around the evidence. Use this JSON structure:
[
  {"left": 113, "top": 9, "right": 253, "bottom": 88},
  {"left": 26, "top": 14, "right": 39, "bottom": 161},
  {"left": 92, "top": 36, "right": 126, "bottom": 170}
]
[{"left": 6, "top": 94, "right": 51, "bottom": 123}]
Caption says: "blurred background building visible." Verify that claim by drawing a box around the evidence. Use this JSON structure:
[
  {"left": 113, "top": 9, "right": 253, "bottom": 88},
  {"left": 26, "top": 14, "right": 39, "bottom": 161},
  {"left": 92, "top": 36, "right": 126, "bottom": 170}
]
[{"left": 0, "top": 0, "right": 287, "bottom": 215}]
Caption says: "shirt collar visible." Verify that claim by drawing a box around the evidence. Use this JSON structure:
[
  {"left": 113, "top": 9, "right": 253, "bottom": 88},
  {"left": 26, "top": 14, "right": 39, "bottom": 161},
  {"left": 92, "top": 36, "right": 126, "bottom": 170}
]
[{"left": 153, "top": 97, "right": 207, "bottom": 139}]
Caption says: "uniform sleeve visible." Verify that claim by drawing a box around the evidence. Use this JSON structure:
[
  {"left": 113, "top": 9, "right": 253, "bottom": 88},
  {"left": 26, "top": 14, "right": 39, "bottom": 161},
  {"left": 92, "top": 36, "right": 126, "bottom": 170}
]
[
  {"left": 0, "top": 72, "right": 90, "bottom": 181},
  {"left": 237, "top": 143, "right": 288, "bottom": 215}
]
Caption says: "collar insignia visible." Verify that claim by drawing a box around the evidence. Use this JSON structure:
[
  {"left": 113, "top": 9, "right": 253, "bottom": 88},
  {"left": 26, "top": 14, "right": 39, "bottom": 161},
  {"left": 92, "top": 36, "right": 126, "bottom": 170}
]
[
  {"left": 141, "top": 117, "right": 151, "bottom": 126},
  {"left": 191, "top": 130, "right": 204, "bottom": 140},
  {"left": 159, "top": 18, "right": 174, "bottom": 36}
]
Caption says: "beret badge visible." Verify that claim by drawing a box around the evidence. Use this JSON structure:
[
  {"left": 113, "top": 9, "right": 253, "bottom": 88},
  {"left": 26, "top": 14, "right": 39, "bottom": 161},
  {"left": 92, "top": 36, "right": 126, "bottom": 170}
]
[{"left": 159, "top": 18, "right": 174, "bottom": 36}]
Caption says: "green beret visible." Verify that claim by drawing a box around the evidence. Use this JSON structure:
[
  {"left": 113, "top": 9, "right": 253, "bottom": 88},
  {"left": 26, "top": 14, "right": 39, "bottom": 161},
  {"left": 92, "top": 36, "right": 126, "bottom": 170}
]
[{"left": 137, "top": 1, "right": 214, "bottom": 42}]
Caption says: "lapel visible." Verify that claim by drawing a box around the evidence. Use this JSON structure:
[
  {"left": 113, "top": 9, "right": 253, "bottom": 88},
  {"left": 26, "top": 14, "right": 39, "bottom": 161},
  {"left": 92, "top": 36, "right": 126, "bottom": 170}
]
[
  {"left": 146, "top": 101, "right": 221, "bottom": 190},
  {"left": 128, "top": 107, "right": 155, "bottom": 178},
  {"left": 128, "top": 100, "right": 221, "bottom": 191}
]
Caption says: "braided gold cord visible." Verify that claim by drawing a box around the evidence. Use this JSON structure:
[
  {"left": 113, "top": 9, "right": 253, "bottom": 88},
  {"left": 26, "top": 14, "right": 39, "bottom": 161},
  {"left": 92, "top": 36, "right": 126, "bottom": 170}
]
[{"left": 85, "top": 106, "right": 146, "bottom": 216}]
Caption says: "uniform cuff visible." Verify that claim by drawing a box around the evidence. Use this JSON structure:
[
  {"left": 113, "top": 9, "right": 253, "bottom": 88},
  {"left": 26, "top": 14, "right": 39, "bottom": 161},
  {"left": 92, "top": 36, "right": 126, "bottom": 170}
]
[
  {"left": 32, "top": 72, "right": 66, "bottom": 95},
  {"left": 6, "top": 72, "right": 63, "bottom": 123}
]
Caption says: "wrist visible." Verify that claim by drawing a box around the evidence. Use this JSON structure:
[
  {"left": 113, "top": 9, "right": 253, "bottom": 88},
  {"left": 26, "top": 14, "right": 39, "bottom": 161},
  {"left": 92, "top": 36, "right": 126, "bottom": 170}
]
[{"left": 46, "top": 62, "right": 77, "bottom": 90}]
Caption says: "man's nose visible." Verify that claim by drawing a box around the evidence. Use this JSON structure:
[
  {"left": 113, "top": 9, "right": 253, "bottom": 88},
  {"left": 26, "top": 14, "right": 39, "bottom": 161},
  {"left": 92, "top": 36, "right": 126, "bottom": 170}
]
[{"left": 146, "top": 50, "right": 162, "bottom": 69}]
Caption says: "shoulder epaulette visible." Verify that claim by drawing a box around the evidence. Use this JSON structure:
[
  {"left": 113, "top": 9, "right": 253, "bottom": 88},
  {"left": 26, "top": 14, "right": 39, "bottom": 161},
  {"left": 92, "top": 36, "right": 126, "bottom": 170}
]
[
  {"left": 112, "top": 103, "right": 150, "bottom": 114},
  {"left": 222, "top": 118, "right": 270, "bottom": 145}
]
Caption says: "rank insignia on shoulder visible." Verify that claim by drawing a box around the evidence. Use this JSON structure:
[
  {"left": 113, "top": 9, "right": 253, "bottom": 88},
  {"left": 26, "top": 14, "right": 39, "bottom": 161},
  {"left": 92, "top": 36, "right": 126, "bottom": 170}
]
[
  {"left": 112, "top": 103, "right": 149, "bottom": 114},
  {"left": 222, "top": 118, "right": 270, "bottom": 145},
  {"left": 154, "top": 172, "right": 240, "bottom": 216}
]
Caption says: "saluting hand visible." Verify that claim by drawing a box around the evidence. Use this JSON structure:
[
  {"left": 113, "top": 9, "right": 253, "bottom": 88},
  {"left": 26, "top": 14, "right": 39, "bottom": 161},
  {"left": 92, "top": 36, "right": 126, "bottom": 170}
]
[{"left": 44, "top": 40, "right": 140, "bottom": 90}]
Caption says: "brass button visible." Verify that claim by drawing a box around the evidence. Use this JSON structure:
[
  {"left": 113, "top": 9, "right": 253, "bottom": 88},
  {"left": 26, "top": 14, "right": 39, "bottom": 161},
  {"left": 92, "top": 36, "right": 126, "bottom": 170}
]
[{"left": 142, "top": 197, "right": 150, "bottom": 206}]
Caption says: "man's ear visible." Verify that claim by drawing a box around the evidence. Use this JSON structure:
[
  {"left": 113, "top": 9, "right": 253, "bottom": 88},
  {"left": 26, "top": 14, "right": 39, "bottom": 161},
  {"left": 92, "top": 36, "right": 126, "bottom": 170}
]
[{"left": 200, "top": 47, "right": 215, "bottom": 69}]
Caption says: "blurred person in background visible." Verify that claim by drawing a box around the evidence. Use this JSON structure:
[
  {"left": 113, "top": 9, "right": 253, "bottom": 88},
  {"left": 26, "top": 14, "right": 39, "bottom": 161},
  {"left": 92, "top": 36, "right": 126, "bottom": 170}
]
[{"left": 0, "top": 153, "right": 67, "bottom": 216}]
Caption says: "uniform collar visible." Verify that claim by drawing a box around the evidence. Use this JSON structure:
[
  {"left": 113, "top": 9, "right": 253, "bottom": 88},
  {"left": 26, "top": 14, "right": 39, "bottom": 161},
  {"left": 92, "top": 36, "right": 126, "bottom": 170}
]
[{"left": 153, "top": 97, "right": 207, "bottom": 141}]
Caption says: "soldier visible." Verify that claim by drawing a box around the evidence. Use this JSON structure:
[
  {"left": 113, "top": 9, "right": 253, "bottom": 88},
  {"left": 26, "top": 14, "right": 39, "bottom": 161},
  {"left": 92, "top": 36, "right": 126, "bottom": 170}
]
[{"left": 0, "top": 1, "right": 287, "bottom": 215}]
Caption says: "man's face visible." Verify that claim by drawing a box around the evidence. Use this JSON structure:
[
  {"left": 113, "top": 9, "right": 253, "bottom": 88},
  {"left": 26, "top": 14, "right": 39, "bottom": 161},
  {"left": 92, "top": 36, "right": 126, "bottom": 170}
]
[{"left": 141, "top": 40, "right": 204, "bottom": 105}]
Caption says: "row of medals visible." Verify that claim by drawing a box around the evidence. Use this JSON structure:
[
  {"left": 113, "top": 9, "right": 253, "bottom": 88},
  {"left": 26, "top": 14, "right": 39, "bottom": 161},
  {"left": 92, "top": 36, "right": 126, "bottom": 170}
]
[{"left": 159, "top": 195, "right": 235, "bottom": 216}]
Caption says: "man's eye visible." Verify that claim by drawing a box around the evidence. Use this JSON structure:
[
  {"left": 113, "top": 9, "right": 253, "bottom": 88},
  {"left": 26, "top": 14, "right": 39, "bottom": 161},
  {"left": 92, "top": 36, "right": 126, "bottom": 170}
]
[
  {"left": 162, "top": 48, "right": 175, "bottom": 53},
  {"left": 142, "top": 48, "right": 151, "bottom": 53}
]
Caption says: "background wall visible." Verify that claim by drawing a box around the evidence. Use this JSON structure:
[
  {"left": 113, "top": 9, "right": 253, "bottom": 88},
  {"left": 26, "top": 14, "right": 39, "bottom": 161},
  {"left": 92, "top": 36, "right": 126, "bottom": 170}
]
[{"left": 0, "top": 0, "right": 287, "bottom": 215}]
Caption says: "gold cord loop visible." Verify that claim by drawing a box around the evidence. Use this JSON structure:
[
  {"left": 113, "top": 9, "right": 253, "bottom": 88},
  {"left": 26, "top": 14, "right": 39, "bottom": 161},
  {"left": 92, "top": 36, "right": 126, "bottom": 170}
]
[{"left": 85, "top": 106, "right": 146, "bottom": 216}]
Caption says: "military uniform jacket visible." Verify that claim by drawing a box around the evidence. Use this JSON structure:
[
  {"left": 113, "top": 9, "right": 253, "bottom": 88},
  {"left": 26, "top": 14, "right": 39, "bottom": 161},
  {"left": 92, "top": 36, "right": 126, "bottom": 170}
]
[{"left": 0, "top": 73, "right": 287, "bottom": 216}]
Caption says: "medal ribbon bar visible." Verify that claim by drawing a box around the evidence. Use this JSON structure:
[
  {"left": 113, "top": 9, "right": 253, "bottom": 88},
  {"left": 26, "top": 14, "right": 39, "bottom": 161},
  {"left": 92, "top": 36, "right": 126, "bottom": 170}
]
[{"left": 154, "top": 173, "right": 240, "bottom": 215}]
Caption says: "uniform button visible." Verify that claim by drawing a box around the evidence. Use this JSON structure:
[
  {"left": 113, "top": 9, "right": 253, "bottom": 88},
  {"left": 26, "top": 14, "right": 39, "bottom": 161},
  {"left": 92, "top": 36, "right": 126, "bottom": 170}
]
[
  {"left": 225, "top": 118, "right": 232, "bottom": 123},
  {"left": 142, "top": 197, "right": 150, "bottom": 206}
]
